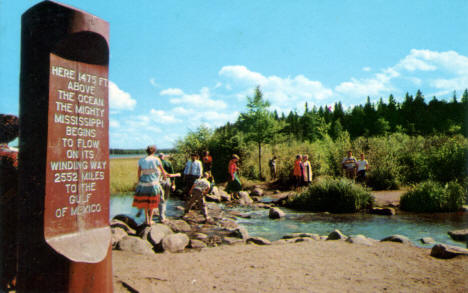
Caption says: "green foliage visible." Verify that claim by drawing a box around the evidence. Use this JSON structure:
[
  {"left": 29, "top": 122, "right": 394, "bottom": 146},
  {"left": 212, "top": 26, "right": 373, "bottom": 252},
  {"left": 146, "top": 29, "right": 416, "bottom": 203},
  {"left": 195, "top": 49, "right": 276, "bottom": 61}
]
[
  {"left": 110, "top": 158, "right": 138, "bottom": 194},
  {"left": 400, "top": 180, "right": 467, "bottom": 212},
  {"left": 286, "top": 177, "right": 374, "bottom": 213}
]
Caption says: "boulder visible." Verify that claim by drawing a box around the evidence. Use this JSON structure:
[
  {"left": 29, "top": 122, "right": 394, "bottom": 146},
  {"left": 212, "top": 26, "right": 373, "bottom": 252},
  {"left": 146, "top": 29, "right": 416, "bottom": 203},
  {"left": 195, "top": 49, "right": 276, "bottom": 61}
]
[
  {"left": 110, "top": 219, "right": 137, "bottom": 235},
  {"left": 380, "top": 234, "right": 412, "bottom": 245},
  {"left": 111, "top": 227, "right": 128, "bottom": 249},
  {"left": 269, "top": 207, "right": 285, "bottom": 219},
  {"left": 430, "top": 243, "right": 468, "bottom": 259},
  {"left": 166, "top": 219, "right": 192, "bottom": 233},
  {"left": 251, "top": 187, "right": 264, "bottom": 197},
  {"left": 218, "top": 218, "right": 240, "bottom": 231},
  {"left": 238, "top": 191, "right": 254, "bottom": 206},
  {"left": 228, "top": 211, "right": 252, "bottom": 219},
  {"left": 346, "top": 235, "right": 376, "bottom": 246},
  {"left": 191, "top": 232, "right": 209, "bottom": 241},
  {"left": 255, "top": 203, "right": 273, "bottom": 209},
  {"left": 420, "top": 237, "right": 435, "bottom": 244},
  {"left": 139, "top": 223, "right": 173, "bottom": 247},
  {"left": 247, "top": 237, "right": 271, "bottom": 245},
  {"left": 190, "top": 239, "right": 207, "bottom": 249},
  {"left": 112, "top": 214, "right": 139, "bottom": 231},
  {"left": 327, "top": 229, "right": 347, "bottom": 240},
  {"left": 448, "top": 229, "right": 468, "bottom": 242},
  {"left": 228, "top": 226, "right": 249, "bottom": 241},
  {"left": 205, "top": 192, "right": 221, "bottom": 203},
  {"left": 370, "top": 207, "right": 396, "bottom": 216},
  {"left": 223, "top": 237, "right": 245, "bottom": 245},
  {"left": 162, "top": 233, "right": 190, "bottom": 253},
  {"left": 118, "top": 236, "right": 155, "bottom": 255},
  {"left": 282, "top": 233, "right": 320, "bottom": 241},
  {"left": 218, "top": 189, "right": 231, "bottom": 202}
]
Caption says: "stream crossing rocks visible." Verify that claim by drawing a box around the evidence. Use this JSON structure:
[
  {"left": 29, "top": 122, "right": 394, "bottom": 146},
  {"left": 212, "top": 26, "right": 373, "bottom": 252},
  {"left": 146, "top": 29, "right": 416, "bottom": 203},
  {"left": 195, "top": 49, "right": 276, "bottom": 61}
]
[
  {"left": 380, "top": 234, "right": 412, "bottom": 245},
  {"left": 370, "top": 207, "right": 396, "bottom": 216},
  {"left": 448, "top": 229, "right": 468, "bottom": 242},
  {"left": 345, "top": 235, "right": 377, "bottom": 246},
  {"left": 238, "top": 191, "right": 254, "bottom": 205},
  {"left": 269, "top": 207, "right": 285, "bottom": 219},
  {"left": 430, "top": 243, "right": 468, "bottom": 259},
  {"left": 162, "top": 233, "right": 190, "bottom": 253},
  {"left": 118, "top": 236, "right": 155, "bottom": 255},
  {"left": 327, "top": 229, "right": 347, "bottom": 240}
]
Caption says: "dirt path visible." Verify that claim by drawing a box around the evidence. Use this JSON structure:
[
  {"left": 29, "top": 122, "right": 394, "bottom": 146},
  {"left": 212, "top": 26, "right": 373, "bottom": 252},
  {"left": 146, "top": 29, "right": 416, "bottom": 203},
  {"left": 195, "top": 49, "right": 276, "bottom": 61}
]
[{"left": 113, "top": 240, "right": 467, "bottom": 293}]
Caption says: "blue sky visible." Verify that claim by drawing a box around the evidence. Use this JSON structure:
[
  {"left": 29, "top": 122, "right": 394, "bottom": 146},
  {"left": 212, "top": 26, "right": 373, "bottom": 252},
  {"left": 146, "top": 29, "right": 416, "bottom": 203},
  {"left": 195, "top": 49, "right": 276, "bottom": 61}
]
[{"left": 1, "top": 0, "right": 468, "bottom": 149}]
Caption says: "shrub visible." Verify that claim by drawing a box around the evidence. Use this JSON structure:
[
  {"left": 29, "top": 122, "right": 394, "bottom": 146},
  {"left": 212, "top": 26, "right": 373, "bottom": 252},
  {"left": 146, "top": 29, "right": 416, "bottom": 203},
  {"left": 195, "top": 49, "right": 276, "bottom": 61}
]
[
  {"left": 400, "top": 180, "right": 467, "bottom": 212},
  {"left": 286, "top": 177, "right": 374, "bottom": 213}
]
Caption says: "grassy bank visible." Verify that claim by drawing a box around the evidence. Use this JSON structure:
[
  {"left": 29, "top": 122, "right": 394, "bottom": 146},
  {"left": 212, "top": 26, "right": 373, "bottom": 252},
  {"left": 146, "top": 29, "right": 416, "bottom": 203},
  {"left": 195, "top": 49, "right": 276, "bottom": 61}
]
[{"left": 110, "top": 157, "right": 138, "bottom": 194}]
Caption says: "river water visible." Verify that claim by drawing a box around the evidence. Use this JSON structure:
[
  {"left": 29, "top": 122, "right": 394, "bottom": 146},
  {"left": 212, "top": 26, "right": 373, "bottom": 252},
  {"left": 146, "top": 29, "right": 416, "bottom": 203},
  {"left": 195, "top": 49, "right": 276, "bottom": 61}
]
[{"left": 110, "top": 194, "right": 467, "bottom": 248}]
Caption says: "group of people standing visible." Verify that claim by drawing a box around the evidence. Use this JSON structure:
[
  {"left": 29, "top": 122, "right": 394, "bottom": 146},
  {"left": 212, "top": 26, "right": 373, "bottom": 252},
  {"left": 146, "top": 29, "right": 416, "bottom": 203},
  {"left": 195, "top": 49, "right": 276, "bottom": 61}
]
[
  {"left": 341, "top": 150, "right": 369, "bottom": 183},
  {"left": 293, "top": 154, "right": 313, "bottom": 188}
]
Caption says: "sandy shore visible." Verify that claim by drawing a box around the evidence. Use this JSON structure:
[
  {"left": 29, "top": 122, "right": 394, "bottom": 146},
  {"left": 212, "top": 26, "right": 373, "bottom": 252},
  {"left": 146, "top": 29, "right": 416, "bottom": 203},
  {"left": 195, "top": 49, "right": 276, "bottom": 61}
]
[{"left": 112, "top": 240, "right": 467, "bottom": 293}]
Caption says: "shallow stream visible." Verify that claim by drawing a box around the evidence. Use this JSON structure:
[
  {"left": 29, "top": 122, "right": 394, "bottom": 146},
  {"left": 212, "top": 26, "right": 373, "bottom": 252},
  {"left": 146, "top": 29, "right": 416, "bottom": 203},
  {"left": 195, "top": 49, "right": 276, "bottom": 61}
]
[{"left": 110, "top": 194, "right": 467, "bottom": 248}]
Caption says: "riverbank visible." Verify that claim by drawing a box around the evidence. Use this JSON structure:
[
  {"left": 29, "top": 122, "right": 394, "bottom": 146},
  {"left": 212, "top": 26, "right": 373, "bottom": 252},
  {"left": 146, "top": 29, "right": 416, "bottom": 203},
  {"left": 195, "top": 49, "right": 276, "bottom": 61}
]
[{"left": 112, "top": 239, "right": 466, "bottom": 292}]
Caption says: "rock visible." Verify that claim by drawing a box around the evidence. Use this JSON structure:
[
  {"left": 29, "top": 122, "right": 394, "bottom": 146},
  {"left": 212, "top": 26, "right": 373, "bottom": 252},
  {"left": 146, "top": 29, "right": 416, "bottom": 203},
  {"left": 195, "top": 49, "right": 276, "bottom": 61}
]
[
  {"left": 228, "top": 226, "right": 249, "bottom": 241},
  {"left": 420, "top": 237, "right": 435, "bottom": 244},
  {"left": 110, "top": 219, "right": 137, "bottom": 235},
  {"left": 111, "top": 227, "right": 128, "bottom": 249},
  {"left": 191, "top": 232, "right": 209, "bottom": 240},
  {"left": 251, "top": 187, "right": 264, "bottom": 197},
  {"left": 327, "top": 229, "right": 347, "bottom": 240},
  {"left": 218, "top": 189, "right": 231, "bottom": 202},
  {"left": 140, "top": 224, "right": 173, "bottom": 247},
  {"left": 118, "top": 236, "right": 155, "bottom": 255},
  {"left": 229, "top": 211, "right": 252, "bottom": 219},
  {"left": 218, "top": 218, "right": 240, "bottom": 230},
  {"left": 448, "top": 229, "right": 468, "bottom": 242},
  {"left": 269, "top": 207, "right": 285, "bottom": 219},
  {"left": 380, "top": 234, "right": 412, "bottom": 245},
  {"left": 112, "top": 214, "right": 139, "bottom": 231},
  {"left": 346, "top": 235, "right": 376, "bottom": 246},
  {"left": 223, "top": 237, "right": 245, "bottom": 245},
  {"left": 430, "top": 243, "right": 468, "bottom": 259},
  {"left": 205, "top": 193, "right": 221, "bottom": 203},
  {"left": 293, "top": 237, "right": 314, "bottom": 243},
  {"left": 370, "top": 207, "right": 396, "bottom": 216},
  {"left": 271, "top": 192, "right": 293, "bottom": 204},
  {"left": 247, "top": 237, "right": 271, "bottom": 245},
  {"left": 162, "top": 233, "right": 190, "bottom": 253},
  {"left": 190, "top": 239, "right": 207, "bottom": 249},
  {"left": 273, "top": 239, "right": 295, "bottom": 245},
  {"left": 255, "top": 203, "right": 273, "bottom": 209},
  {"left": 166, "top": 219, "right": 192, "bottom": 233},
  {"left": 238, "top": 191, "right": 254, "bottom": 205},
  {"left": 282, "top": 233, "right": 320, "bottom": 241}
]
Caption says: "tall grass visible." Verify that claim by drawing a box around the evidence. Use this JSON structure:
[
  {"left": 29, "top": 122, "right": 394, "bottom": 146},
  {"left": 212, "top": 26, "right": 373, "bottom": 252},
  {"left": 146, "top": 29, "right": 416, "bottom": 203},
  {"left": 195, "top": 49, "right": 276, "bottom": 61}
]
[{"left": 110, "top": 158, "right": 139, "bottom": 194}]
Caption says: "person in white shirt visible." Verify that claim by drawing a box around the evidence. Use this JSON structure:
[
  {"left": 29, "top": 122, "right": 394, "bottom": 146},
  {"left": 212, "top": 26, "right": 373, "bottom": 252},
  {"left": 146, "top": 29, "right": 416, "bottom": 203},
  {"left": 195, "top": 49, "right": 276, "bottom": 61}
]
[
  {"left": 183, "top": 153, "right": 203, "bottom": 196},
  {"left": 356, "top": 153, "right": 369, "bottom": 183}
]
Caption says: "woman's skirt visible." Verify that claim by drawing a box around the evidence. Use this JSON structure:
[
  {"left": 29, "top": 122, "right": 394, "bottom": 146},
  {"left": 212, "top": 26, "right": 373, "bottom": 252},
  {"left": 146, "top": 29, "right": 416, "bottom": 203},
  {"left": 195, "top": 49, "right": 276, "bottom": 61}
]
[
  {"left": 132, "top": 180, "right": 163, "bottom": 210},
  {"left": 226, "top": 172, "right": 242, "bottom": 193}
]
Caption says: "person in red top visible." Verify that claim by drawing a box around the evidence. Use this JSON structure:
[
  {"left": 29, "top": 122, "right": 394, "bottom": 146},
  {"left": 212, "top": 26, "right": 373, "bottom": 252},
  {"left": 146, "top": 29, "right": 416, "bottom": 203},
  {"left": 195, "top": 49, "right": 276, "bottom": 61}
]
[
  {"left": 293, "top": 154, "right": 303, "bottom": 189},
  {"left": 0, "top": 114, "right": 19, "bottom": 291},
  {"left": 226, "top": 154, "right": 242, "bottom": 198},
  {"left": 202, "top": 151, "right": 213, "bottom": 173}
]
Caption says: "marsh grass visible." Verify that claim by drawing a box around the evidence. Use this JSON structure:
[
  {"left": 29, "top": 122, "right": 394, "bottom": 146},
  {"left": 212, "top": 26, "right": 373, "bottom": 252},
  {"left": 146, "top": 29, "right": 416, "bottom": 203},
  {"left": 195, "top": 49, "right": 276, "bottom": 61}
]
[{"left": 110, "top": 158, "right": 139, "bottom": 194}]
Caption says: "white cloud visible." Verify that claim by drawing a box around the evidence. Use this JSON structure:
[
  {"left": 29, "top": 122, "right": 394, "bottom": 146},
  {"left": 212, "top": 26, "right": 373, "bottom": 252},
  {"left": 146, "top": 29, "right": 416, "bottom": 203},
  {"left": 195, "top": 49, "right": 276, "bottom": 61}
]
[
  {"left": 219, "top": 66, "right": 333, "bottom": 108},
  {"left": 109, "top": 81, "right": 136, "bottom": 110},
  {"left": 169, "top": 87, "right": 227, "bottom": 110},
  {"left": 160, "top": 88, "right": 185, "bottom": 96},
  {"left": 149, "top": 109, "right": 181, "bottom": 124},
  {"left": 219, "top": 65, "right": 268, "bottom": 85},
  {"left": 362, "top": 67, "right": 371, "bottom": 72}
]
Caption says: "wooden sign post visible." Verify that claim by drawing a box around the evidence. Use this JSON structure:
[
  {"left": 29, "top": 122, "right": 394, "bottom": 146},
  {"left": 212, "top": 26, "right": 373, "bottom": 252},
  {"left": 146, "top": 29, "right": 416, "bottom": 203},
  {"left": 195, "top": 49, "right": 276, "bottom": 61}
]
[{"left": 18, "top": 1, "right": 112, "bottom": 291}]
